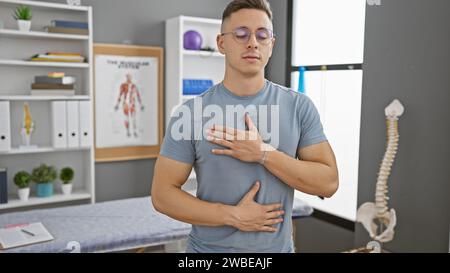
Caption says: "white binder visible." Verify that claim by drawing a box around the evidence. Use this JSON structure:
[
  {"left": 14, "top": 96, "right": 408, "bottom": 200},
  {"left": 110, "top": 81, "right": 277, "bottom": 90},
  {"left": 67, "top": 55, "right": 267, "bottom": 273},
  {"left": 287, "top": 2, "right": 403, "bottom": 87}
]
[
  {"left": 51, "top": 101, "right": 68, "bottom": 149},
  {"left": 66, "top": 101, "right": 80, "bottom": 148},
  {"left": 0, "top": 101, "right": 11, "bottom": 152},
  {"left": 79, "top": 101, "right": 91, "bottom": 147}
]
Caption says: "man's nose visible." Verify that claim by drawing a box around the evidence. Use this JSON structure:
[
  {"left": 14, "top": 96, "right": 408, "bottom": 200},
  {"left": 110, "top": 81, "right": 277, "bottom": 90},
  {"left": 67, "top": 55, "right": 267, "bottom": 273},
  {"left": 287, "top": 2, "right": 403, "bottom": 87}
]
[{"left": 247, "top": 33, "right": 259, "bottom": 49}]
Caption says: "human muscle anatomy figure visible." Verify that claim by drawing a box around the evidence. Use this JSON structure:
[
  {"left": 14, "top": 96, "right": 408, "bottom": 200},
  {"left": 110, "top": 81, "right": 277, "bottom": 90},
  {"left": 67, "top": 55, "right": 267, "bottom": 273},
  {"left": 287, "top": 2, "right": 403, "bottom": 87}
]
[{"left": 114, "top": 73, "right": 145, "bottom": 138}]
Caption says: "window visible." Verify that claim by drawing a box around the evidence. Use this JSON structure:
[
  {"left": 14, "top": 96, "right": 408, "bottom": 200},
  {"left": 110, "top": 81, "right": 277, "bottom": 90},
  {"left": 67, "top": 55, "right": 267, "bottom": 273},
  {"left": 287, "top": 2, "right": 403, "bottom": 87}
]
[{"left": 288, "top": 0, "right": 367, "bottom": 222}]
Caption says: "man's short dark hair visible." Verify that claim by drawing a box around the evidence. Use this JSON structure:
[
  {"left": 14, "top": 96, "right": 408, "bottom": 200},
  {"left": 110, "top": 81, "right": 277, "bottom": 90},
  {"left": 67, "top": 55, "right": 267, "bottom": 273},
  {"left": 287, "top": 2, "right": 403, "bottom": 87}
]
[{"left": 222, "top": 0, "right": 273, "bottom": 23}]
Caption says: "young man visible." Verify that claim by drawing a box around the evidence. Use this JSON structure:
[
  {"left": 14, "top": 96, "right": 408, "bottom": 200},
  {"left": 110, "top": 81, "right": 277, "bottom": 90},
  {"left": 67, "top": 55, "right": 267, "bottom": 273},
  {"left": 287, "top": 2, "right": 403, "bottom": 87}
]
[{"left": 152, "top": 0, "right": 339, "bottom": 253}]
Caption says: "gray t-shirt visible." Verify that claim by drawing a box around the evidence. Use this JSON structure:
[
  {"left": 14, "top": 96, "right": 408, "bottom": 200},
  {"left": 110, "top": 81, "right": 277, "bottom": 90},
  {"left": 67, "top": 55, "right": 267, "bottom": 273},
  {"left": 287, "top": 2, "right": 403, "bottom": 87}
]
[{"left": 160, "top": 80, "right": 327, "bottom": 253}]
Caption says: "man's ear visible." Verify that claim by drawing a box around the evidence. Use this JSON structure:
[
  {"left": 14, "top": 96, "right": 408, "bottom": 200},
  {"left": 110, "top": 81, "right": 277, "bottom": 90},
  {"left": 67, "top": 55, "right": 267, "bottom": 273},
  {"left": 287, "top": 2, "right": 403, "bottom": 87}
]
[{"left": 217, "top": 34, "right": 226, "bottom": 54}]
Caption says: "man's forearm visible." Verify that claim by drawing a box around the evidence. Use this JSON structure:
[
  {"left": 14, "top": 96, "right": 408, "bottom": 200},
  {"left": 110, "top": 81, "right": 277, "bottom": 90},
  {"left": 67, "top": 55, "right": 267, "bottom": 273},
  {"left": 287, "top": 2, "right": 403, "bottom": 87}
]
[
  {"left": 262, "top": 149, "right": 338, "bottom": 198},
  {"left": 152, "top": 185, "right": 235, "bottom": 227}
]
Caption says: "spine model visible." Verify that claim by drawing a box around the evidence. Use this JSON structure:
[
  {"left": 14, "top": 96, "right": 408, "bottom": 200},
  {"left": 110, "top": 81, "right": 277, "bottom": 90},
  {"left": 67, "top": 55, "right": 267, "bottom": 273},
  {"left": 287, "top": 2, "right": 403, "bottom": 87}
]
[
  {"left": 375, "top": 117, "right": 399, "bottom": 221},
  {"left": 356, "top": 99, "right": 404, "bottom": 244}
]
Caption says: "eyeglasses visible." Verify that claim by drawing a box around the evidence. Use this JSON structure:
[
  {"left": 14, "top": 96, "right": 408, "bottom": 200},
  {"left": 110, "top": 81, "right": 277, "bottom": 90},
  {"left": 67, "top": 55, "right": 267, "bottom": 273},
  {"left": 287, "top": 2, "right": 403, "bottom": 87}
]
[{"left": 220, "top": 27, "right": 275, "bottom": 45}]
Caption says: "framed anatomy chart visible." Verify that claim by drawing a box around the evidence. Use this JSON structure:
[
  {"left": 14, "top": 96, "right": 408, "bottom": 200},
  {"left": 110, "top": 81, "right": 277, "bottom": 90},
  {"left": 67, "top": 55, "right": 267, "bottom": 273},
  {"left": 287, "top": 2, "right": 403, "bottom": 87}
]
[{"left": 93, "top": 44, "right": 163, "bottom": 162}]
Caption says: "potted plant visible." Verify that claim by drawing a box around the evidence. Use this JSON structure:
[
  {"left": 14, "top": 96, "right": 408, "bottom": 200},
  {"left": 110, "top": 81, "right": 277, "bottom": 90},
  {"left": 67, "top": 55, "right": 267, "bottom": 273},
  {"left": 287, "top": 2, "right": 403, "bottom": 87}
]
[
  {"left": 12, "top": 5, "right": 32, "bottom": 32},
  {"left": 31, "top": 164, "right": 57, "bottom": 198},
  {"left": 14, "top": 171, "right": 31, "bottom": 202},
  {"left": 60, "top": 167, "right": 74, "bottom": 195}
]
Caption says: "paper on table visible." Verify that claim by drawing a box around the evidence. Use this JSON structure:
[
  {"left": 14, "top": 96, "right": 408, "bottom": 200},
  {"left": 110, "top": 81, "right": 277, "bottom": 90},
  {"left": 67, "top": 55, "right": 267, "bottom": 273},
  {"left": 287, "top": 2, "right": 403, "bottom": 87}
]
[{"left": 0, "top": 222, "right": 54, "bottom": 250}]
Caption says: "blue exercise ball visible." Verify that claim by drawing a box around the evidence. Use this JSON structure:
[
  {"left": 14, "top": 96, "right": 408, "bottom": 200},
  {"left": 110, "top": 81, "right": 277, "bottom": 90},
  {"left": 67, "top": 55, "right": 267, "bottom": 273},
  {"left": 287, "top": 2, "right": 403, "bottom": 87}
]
[{"left": 184, "top": 30, "right": 203, "bottom": 50}]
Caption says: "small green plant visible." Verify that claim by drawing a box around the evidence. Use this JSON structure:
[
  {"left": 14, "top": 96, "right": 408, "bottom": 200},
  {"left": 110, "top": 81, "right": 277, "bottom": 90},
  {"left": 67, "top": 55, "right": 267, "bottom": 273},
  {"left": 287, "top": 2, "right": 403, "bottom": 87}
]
[
  {"left": 31, "top": 164, "right": 57, "bottom": 184},
  {"left": 60, "top": 167, "right": 74, "bottom": 185},
  {"left": 14, "top": 171, "right": 31, "bottom": 189},
  {"left": 13, "top": 5, "right": 32, "bottom": 21}
]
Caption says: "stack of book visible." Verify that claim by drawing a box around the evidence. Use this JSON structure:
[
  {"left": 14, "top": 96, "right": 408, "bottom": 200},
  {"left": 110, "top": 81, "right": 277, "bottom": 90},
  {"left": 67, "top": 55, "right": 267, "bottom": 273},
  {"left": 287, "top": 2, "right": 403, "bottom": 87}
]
[
  {"left": 44, "top": 20, "right": 89, "bottom": 35},
  {"left": 30, "top": 52, "right": 85, "bottom": 63},
  {"left": 31, "top": 72, "right": 76, "bottom": 96}
]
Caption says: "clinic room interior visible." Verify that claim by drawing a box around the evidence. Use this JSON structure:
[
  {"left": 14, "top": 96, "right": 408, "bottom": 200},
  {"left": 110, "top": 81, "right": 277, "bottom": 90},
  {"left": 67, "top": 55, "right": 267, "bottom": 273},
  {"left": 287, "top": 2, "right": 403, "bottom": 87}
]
[{"left": 0, "top": 0, "right": 448, "bottom": 253}]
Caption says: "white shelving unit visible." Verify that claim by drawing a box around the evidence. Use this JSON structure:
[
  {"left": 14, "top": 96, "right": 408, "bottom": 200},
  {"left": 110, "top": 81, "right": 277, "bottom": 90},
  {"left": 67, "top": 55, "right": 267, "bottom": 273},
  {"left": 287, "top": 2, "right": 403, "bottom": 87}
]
[
  {"left": 0, "top": 191, "right": 91, "bottom": 210},
  {"left": 165, "top": 16, "right": 225, "bottom": 122},
  {"left": 182, "top": 49, "right": 224, "bottom": 58},
  {"left": 0, "top": 146, "right": 90, "bottom": 156},
  {"left": 0, "top": 0, "right": 95, "bottom": 211},
  {"left": 166, "top": 16, "right": 225, "bottom": 181},
  {"left": 0, "top": 29, "right": 89, "bottom": 40},
  {"left": 0, "top": 95, "right": 90, "bottom": 101},
  {"left": 0, "top": 0, "right": 89, "bottom": 11},
  {"left": 0, "top": 59, "right": 90, "bottom": 68}
]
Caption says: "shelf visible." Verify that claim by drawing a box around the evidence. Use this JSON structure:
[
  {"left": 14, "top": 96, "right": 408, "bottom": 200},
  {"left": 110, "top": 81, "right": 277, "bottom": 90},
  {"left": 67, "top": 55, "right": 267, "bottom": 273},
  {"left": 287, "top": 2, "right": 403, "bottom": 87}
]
[
  {"left": 183, "top": 50, "right": 224, "bottom": 58},
  {"left": 0, "top": 59, "right": 89, "bottom": 68},
  {"left": 0, "top": 191, "right": 92, "bottom": 210},
  {"left": 181, "top": 16, "right": 222, "bottom": 25},
  {"left": 0, "top": 0, "right": 95, "bottom": 213},
  {"left": 166, "top": 16, "right": 225, "bottom": 126},
  {"left": 0, "top": 95, "right": 90, "bottom": 101},
  {"left": 0, "top": 0, "right": 89, "bottom": 11},
  {"left": 0, "top": 29, "right": 89, "bottom": 40},
  {"left": 0, "top": 146, "right": 90, "bottom": 155},
  {"left": 0, "top": 146, "right": 91, "bottom": 155},
  {"left": 182, "top": 95, "right": 199, "bottom": 99}
]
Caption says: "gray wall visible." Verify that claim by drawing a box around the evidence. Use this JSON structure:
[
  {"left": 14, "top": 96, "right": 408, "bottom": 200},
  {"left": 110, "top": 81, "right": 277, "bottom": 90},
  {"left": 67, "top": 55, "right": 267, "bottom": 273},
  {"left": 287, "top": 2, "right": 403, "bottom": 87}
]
[
  {"left": 267, "top": 0, "right": 450, "bottom": 253},
  {"left": 265, "top": 0, "right": 287, "bottom": 86},
  {"left": 43, "top": 0, "right": 230, "bottom": 201},
  {"left": 43, "top": 0, "right": 285, "bottom": 202},
  {"left": 41, "top": 0, "right": 450, "bottom": 252},
  {"left": 355, "top": 0, "right": 450, "bottom": 253},
  {"left": 92, "top": 0, "right": 229, "bottom": 202}
]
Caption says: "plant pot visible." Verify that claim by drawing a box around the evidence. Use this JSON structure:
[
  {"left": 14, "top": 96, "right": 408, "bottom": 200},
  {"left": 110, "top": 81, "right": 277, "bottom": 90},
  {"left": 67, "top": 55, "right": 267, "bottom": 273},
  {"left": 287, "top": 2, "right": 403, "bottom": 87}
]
[
  {"left": 36, "top": 183, "right": 53, "bottom": 198},
  {"left": 17, "top": 20, "right": 31, "bottom": 32},
  {"left": 61, "top": 184, "right": 72, "bottom": 195},
  {"left": 18, "top": 188, "right": 30, "bottom": 202}
]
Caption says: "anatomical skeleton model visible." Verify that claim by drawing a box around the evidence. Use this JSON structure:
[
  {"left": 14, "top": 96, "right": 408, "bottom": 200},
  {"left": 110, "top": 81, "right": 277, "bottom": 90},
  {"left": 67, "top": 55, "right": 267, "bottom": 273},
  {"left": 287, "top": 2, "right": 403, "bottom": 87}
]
[{"left": 355, "top": 99, "right": 405, "bottom": 253}]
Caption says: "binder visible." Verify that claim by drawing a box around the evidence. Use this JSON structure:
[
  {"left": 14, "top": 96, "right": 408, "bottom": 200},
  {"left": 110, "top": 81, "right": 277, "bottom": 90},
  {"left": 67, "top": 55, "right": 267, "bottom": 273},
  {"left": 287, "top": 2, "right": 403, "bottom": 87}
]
[
  {"left": 79, "top": 101, "right": 91, "bottom": 147},
  {"left": 0, "top": 168, "right": 7, "bottom": 204},
  {"left": 51, "top": 20, "right": 89, "bottom": 30},
  {"left": 66, "top": 101, "right": 80, "bottom": 148},
  {"left": 51, "top": 101, "right": 68, "bottom": 148},
  {"left": 0, "top": 101, "right": 11, "bottom": 152}
]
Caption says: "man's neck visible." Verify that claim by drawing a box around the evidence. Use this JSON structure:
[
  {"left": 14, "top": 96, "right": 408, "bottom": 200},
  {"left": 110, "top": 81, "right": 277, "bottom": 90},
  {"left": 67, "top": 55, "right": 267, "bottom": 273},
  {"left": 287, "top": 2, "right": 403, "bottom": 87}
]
[{"left": 222, "top": 69, "right": 266, "bottom": 97}]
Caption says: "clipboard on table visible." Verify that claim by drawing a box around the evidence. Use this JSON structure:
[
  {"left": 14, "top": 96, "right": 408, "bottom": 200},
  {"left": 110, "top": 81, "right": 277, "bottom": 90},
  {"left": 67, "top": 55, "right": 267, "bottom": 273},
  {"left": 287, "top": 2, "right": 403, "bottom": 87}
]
[{"left": 0, "top": 222, "right": 54, "bottom": 250}]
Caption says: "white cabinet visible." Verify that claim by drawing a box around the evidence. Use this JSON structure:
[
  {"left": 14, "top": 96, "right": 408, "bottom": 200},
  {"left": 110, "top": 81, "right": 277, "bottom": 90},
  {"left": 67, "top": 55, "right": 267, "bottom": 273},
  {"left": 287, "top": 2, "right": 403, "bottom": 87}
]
[
  {"left": 66, "top": 101, "right": 80, "bottom": 148},
  {"left": 0, "top": 0, "right": 95, "bottom": 211},
  {"left": 51, "top": 101, "right": 68, "bottom": 149},
  {"left": 0, "top": 101, "right": 11, "bottom": 152},
  {"left": 165, "top": 15, "right": 225, "bottom": 180},
  {"left": 165, "top": 15, "right": 225, "bottom": 125},
  {"left": 79, "top": 100, "right": 91, "bottom": 148}
]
